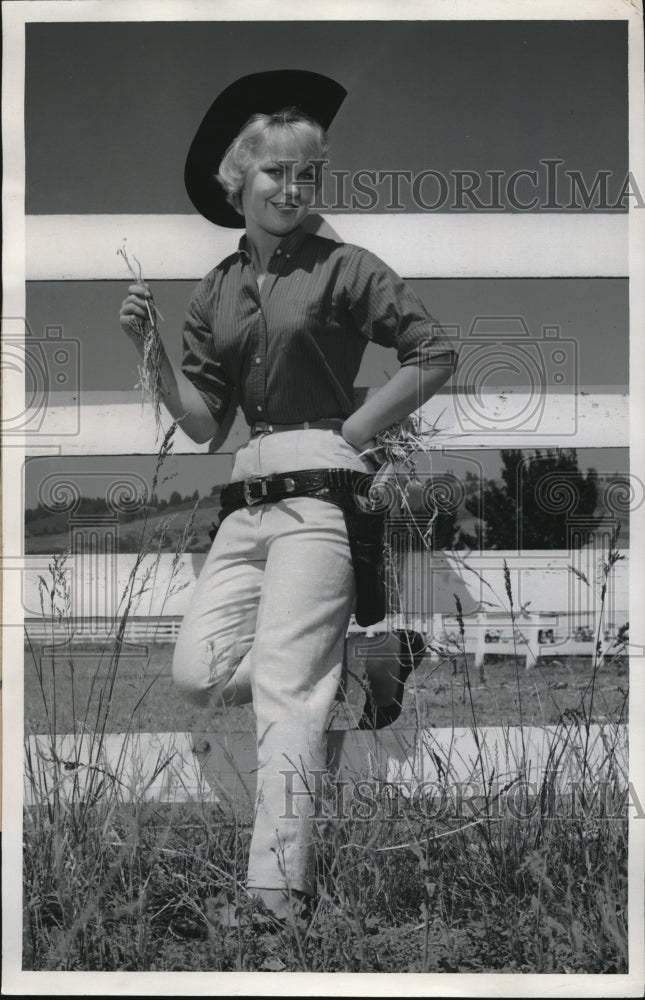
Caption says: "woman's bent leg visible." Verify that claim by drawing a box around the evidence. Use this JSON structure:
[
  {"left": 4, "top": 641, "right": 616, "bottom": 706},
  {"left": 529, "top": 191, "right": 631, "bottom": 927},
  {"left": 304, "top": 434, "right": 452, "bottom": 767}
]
[
  {"left": 172, "top": 508, "right": 265, "bottom": 708},
  {"left": 245, "top": 497, "right": 355, "bottom": 898}
]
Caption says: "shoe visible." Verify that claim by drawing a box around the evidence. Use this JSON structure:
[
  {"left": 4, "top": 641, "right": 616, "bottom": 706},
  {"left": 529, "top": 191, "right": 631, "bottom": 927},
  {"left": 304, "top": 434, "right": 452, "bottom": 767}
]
[
  {"left": 358, "top": 630, "right": 426, "bottom": 730},
  {"left": 168, "top": 916, "right": 208, "bottom": 939},
  {"left": 168, "top": 895, "right": 242, "bottom": 937},
  {"left": 204, "top": 891, "right": 311, "bottom": 933},
  {"left": 204, "top": 894, "right": 246, "bottom": 929},
  {"left": 251, "top": 891, "right": 312, "bottom": 932}
]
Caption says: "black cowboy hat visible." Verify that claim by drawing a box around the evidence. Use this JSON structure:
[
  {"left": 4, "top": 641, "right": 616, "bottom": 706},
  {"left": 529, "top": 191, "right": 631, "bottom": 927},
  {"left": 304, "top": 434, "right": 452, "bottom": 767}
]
[{"left": 184, "top": 69, "right": 347, "bottom": 228}]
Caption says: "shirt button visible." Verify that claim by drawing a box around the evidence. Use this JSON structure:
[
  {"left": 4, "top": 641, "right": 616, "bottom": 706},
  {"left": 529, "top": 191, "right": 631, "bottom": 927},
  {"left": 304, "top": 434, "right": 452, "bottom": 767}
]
[
  {"left": 275, "top": 248, "right": 282, "bottom": 256},
  {"left": 256, "top": 405, "right": 262, "bottom": 412},
  {"left": 255, "top": 356, "right": 262, "bottom": 364}
]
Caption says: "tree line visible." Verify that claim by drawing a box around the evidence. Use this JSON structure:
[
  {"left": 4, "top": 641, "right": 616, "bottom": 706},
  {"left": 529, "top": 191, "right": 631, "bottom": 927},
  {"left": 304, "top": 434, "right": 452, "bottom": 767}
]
[{"left": 25, "top": 450, "right": 627, "bottom": 551}]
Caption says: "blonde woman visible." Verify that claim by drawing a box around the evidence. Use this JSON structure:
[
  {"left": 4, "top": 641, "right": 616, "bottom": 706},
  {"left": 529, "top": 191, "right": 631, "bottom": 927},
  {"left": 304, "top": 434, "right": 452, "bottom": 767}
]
[{"left": 120, "top": 70, "right": 457, "bottom": 926}]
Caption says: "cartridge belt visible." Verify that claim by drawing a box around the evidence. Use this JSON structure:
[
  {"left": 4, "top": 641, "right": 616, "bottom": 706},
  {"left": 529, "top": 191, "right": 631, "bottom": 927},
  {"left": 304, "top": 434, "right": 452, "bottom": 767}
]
[{"left": 219, "top": 467, "right": 374, "bottom": 511}]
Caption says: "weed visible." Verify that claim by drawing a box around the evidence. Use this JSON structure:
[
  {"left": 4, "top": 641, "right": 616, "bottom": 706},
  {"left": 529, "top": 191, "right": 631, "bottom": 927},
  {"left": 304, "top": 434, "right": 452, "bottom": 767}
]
[{"left": 117, "top": 244, "right": 167, "bottom": 437}]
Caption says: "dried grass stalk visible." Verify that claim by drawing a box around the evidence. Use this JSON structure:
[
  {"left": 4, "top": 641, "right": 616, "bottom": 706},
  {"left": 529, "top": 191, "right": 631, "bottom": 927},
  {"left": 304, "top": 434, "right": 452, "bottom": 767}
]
[
  {"left": 361, "top": 412, "right": 447, "bottom": 621},
  {"left": 366, "top": 412, "right": 443, "bottom": 513},
  {"left": 117, "top": 244, "right": 167, "bottom": 436},
  {"left": 372, "top": 414, "right": 425, "bottom": 476}
]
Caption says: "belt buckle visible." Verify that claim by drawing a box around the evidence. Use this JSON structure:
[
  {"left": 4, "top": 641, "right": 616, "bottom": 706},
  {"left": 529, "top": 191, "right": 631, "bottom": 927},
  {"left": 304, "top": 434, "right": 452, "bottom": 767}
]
[{"left": 243, "top": 476, "right": 269, "bottom": 505}]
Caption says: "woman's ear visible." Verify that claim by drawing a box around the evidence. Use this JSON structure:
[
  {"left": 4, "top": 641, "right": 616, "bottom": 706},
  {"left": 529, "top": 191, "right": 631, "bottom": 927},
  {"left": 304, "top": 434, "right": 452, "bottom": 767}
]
[
  {"left": 229, "top": 190, "right": 244, "bottom": 215},
  {"left": 314, "top": 160, "right": 327, "bottom": 194}
]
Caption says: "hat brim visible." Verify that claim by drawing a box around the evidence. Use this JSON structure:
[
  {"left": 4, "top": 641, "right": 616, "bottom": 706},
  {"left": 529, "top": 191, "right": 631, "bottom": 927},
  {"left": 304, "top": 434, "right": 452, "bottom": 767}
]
[{"left": 184, "top": 69, "right": 347, "bottom": 228}]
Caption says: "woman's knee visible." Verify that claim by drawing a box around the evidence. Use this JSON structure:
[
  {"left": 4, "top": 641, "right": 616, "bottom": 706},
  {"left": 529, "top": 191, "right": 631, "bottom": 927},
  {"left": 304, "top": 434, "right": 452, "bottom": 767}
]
[
  {"left": 171, "top": 633, "right": 214, "bottom": 706},
  {"left": 172, "top": 628, "right": 250, "bottom": 707}
]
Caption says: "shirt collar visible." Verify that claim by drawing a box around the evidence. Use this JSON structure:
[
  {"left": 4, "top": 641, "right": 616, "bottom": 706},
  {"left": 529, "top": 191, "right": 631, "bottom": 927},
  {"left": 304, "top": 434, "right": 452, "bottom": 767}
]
[{"left": 237, "top": 225, "right": 308, "bottom": 263}]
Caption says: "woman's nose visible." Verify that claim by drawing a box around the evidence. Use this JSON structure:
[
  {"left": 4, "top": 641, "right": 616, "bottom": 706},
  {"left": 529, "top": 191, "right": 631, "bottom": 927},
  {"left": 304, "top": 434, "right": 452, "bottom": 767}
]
[{"left": 282, "top": 174, "right": 300, "bottom": 198}]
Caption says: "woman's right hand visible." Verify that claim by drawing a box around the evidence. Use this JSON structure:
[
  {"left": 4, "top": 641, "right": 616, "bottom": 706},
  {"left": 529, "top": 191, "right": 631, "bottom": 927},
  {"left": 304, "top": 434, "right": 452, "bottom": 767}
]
[{"left": 120, "top": 283, "right": 152, "bottom": 344}]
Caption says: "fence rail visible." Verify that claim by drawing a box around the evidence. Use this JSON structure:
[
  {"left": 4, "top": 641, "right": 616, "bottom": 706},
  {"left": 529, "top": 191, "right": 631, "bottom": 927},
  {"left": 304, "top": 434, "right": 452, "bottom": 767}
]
[
  {"left": 23, "top": 723, "right": 628, "bottom": 808},
  {"left": 24, "top": 616, "right": 625, "bottom": 667},
  {"left": 24, "top": 617, "right": 182, "bottom": 644}
]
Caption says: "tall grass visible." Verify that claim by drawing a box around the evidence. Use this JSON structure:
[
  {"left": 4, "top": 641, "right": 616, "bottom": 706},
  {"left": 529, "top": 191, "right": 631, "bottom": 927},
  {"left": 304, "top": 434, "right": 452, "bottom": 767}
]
[
  {"left": 22, "top": 433, "right": 629, "bottom": 973},
  {"left": 23, "top": 423, "right": 208, "bottom": 968}
]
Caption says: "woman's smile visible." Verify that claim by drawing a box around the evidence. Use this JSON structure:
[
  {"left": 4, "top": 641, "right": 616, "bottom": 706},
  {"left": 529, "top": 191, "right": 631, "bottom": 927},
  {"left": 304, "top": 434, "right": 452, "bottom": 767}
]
[
  {"left": 242, "top": 143, "right": 317, "bottom": 236},
  {"left": 269, "top": 200, "right": 300, "bottom": 216}
]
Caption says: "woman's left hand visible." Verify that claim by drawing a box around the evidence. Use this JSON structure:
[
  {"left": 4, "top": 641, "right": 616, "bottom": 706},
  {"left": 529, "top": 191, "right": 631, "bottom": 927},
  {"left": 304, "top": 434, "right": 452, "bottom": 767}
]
[
  {"left": 357, "top": 441, "right": 385, "bottom": 472},
  {"left": 341, "top": 422, "right": 383, "bottom": 471}
]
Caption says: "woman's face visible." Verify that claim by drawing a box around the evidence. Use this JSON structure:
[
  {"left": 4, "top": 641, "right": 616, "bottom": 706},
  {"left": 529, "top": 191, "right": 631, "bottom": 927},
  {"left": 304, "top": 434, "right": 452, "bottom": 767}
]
[{"left": 241, "top": 133, "right": 318, "bottom": 238}]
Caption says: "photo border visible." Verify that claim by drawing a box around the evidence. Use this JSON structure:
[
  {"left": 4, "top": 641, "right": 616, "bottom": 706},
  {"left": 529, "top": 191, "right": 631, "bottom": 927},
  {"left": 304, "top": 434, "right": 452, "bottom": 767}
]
[{"left": 3, "top": 1, "right": 644, "bottom": 995}]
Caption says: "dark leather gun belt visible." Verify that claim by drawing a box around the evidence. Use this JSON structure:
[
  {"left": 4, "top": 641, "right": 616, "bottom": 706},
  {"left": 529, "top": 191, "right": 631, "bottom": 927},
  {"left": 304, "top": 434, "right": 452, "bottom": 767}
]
[{"left": 219, "top": 468, "right": 372, "bottom": 511}]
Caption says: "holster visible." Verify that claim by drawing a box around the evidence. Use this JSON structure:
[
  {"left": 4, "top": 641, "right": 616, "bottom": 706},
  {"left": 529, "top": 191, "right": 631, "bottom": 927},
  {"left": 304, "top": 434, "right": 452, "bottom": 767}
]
[
  {"left": 337, "top": 501, "right": 387, "bottom": 627},
  {"left": 297, "top": 487, "right": 386, "bottom": 628}
]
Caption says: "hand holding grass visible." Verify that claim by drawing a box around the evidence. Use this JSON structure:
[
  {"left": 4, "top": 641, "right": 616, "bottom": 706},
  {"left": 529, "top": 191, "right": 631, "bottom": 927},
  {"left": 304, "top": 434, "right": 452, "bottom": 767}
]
[
  {"left": 118, "top": 247, "right": 168, "bottom": 436},
  {"left": 117, "top": 247, "right": 218, "bottom": 444},
  {"left": 120, "top": 281, "right": 155, "bottom": 343}
]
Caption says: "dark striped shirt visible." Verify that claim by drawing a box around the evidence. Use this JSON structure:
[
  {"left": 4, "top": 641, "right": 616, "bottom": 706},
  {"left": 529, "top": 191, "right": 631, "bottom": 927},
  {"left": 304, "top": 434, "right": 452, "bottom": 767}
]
[{"left": 182, "top": 225, "right": 456, "bottom": 424}]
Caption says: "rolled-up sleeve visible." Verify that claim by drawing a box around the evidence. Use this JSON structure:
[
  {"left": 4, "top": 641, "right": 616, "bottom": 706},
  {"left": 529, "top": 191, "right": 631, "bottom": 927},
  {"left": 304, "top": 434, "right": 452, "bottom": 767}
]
[
  {"left": 181, "top": 285, "right": 233, "bottom": 422},
  {"left": 342, "top": 248, "right": 458, "bottom": 373}
]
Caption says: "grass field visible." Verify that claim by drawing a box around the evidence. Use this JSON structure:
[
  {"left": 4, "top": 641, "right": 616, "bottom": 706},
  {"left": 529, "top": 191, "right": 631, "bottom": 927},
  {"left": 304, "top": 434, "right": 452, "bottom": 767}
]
[
  {"left": 22, "top": 795, "right": 628, "bottom": 974},
  {"left": 22, "top": 635, "right": 629, "bottom": 974},
  {"left": 21, "top": 482, "right": 630, "bottom": 974},
  {"left": 24, "top": 639, "right": 628, "bottom": 735}
]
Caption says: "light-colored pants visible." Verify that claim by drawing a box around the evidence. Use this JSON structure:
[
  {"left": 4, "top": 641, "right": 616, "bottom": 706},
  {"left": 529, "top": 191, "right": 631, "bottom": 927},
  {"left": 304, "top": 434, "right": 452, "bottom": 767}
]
[{"left": 172, "top": 429, "right": 371, "bottom": 894}]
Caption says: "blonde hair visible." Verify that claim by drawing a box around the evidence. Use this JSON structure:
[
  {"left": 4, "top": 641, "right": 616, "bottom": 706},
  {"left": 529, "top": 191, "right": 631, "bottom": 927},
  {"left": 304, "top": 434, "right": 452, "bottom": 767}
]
[{"left": 216, "top": 107, "right": 329, "bottom": 214}]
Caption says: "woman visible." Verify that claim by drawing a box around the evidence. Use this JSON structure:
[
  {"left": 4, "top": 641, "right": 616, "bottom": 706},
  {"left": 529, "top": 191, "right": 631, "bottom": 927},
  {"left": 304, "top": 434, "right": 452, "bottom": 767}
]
[{"left": 119, "top": 70, "right": 457, "bottom": 925}]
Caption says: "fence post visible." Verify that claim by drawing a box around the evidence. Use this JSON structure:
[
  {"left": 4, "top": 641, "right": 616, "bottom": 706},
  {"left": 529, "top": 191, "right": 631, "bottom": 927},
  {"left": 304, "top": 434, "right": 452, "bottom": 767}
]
[
  {"left": 474, "top": 612, "right": 486, "bottom": 671},
  {"left": 525, "top": 613, "right": 541, "bottom": 670}
]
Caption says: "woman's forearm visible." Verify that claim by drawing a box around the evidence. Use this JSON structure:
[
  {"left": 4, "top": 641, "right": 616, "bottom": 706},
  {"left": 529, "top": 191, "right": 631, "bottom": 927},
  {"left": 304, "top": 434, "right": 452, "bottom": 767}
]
[
  {"left": 121, "top": 283, "right": 218, "bottom": 443},
  {"left": 132, "top": 340, "right": 218, "bottom": 443},
  {"left": 156, "top": 350, "right": 218, "bottom": 443},
  {"left": 341, "top": 357, "right": 454, "bottom": 449}
]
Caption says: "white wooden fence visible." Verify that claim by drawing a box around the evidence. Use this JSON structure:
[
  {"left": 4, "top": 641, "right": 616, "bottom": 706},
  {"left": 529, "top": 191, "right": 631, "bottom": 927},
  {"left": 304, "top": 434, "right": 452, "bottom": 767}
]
[
  {"left": 9, "top": 71, "right": 632, "bottom": 811},
  {"left": 24, "top": 724, "right": 628, "bottom": 807}
]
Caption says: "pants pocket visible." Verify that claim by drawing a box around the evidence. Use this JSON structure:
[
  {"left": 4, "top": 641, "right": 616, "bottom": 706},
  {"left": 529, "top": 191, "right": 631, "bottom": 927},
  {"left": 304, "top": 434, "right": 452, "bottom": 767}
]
[{"left": 329, "top": 433, "right": 374, "bottom": 473}]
